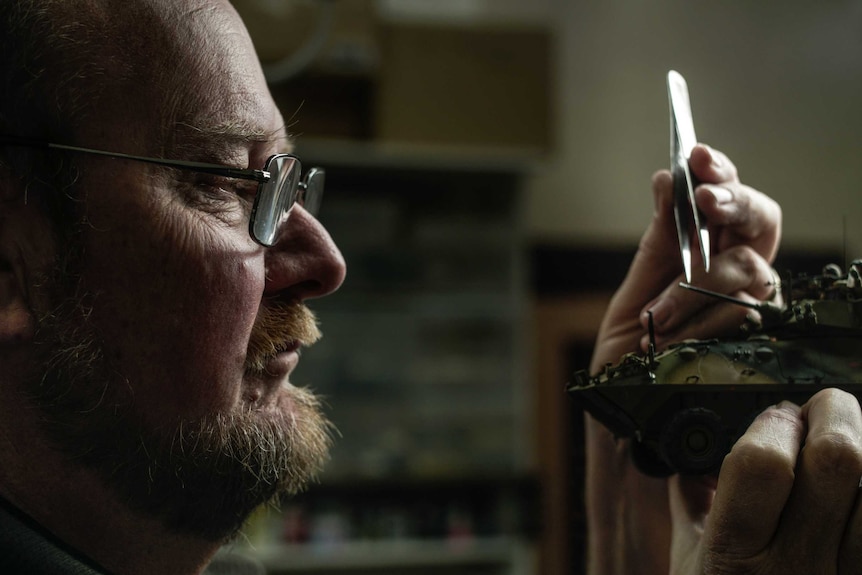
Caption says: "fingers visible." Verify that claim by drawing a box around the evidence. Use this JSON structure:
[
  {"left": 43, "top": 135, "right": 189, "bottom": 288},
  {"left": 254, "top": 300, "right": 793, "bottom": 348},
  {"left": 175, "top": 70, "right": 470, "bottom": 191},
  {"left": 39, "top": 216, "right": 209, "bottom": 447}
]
[
  {"left": 702, "top": 391, "right": 862, "bottom": 575},
  {"left": 639, "top": 301, "right": 750, "bottom": 352},
  {"left": 781, "top": 389, "right": 862, "bottom": 570},
  {"left": 638, "top": 244, "right": 777, "bottom": 350},
  {"left": 690, "top": 144, "right": 739, "bottom": 185},
  {"left": 691, "top": 144, "right": 781, "bottom": 263},
  {"left": 701, "top": 402, "right": 804, "bottom": 569},
  {"left": 633, "top": 170, "right": 689, "bottom": 286},
  {"left": 696, "top": 182, "right": 782, "bottom": 263},
  {"left": 647, "top": 143, "right": 781, "bottom": 277}
]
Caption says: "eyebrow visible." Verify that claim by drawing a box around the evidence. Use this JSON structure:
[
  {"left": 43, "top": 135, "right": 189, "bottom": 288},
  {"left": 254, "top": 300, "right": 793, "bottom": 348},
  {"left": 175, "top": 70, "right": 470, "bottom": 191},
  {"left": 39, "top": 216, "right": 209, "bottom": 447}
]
[{"left": 170, "top": 121, "right": 293, "bottom": 160}]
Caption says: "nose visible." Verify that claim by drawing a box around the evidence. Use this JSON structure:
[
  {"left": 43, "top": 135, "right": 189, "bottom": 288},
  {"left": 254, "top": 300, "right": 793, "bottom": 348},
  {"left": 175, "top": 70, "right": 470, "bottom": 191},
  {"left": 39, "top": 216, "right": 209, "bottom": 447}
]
[{"left": 263, "top": 206, "right": 346, "bottom": 300}]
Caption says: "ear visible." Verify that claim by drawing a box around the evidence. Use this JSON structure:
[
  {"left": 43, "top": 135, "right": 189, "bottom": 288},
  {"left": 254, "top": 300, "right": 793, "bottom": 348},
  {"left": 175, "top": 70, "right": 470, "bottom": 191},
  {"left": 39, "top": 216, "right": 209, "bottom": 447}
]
[{"left": 0, "top": 194, "right": 56, "bottom": 347}]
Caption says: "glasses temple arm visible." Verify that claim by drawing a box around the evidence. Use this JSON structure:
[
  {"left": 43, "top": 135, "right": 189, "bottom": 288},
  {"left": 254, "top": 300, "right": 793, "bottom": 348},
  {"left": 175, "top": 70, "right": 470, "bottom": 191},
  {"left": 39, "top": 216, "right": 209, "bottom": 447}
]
[{"left": 0, "top": 135, "right": 270, "bottom": 182}]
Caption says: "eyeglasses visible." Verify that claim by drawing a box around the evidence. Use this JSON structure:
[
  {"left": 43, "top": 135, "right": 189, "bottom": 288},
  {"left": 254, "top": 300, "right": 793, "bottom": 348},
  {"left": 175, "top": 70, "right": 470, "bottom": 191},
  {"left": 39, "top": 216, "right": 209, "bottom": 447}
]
[{"left": 0, "top": 134, "right": 324, "bottom": 247}]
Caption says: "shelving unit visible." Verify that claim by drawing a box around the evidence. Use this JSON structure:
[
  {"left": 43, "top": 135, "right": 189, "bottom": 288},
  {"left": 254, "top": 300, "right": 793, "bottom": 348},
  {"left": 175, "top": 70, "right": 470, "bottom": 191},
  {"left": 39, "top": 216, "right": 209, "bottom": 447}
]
[{"left": 294, "top": 141, "right": 535, "bottom": 482}]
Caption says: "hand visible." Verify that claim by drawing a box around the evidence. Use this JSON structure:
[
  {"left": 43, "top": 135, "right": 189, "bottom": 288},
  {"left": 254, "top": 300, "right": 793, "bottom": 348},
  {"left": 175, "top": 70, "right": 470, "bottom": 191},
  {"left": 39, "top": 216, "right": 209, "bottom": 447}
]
[
  {"left": 590, "top": 143, "right": 782, "bottom": 371},
  {"left": 669, "top": 389, "right": 862, "bottom": 575},
  {"left": 585, "top": 144, "right": 783, "bottom": 575}
]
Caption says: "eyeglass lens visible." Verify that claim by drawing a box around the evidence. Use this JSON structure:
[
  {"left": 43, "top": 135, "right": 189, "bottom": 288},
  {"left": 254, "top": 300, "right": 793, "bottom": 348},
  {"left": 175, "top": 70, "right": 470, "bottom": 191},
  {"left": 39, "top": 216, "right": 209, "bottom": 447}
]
[
  {"left": 250, "top": 155, "right": 325, "bottom": 246},
  {"left": 302, "top": 167, "right": 325, "bottom": 216}
]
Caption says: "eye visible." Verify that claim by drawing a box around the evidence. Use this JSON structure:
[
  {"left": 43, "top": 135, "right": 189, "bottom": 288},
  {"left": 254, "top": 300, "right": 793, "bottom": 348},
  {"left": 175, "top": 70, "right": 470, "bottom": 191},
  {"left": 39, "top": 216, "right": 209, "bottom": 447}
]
[{"left": 196, "top": 175, "right": 258, "bottom": 202}]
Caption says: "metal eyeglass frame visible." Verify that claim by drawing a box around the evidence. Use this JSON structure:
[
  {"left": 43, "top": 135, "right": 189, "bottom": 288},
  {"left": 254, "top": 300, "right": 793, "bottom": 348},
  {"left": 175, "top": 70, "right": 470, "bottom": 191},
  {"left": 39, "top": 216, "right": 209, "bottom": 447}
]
[{"left": 0, "top": 134, "right": 324, "bottom": 247}]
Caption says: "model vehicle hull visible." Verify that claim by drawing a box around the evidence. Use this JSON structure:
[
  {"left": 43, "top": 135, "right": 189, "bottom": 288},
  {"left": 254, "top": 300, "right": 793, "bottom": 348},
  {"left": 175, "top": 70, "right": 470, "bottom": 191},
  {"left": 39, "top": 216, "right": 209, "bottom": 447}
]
[{"left": 569, "top": 265, "right": 862, "bottom": 476}]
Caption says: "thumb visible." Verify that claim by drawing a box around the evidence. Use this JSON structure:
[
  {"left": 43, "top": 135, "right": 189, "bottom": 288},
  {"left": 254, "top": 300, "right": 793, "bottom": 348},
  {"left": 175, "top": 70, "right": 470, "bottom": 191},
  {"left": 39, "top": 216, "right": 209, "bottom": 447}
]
[{"left": 668, "top": 475, "right": 716, "bottom": 575}]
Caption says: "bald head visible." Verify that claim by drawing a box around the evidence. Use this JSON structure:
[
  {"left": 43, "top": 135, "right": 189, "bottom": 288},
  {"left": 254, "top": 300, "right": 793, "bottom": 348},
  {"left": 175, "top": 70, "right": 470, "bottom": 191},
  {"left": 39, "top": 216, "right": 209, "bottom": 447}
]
[
  {"left": 0, "top": 0, "right": 138, "bottom": 139},
  {"left": 0, "top": 0, "right": 269, "bottom": 151}
]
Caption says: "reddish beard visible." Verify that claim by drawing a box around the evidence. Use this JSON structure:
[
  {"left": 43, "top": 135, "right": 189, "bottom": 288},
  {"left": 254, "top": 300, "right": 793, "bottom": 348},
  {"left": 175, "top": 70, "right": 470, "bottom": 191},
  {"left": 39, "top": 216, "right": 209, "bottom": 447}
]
[{"left": 245, "top": 299, "right": 321, "bottom": 374}]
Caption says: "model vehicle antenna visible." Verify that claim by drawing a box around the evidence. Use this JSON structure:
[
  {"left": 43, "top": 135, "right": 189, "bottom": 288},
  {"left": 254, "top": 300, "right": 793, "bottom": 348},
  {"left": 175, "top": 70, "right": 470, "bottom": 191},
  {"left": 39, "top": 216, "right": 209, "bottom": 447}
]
[
  {"left": 647, "top": 311, "right": 658, "bottom": 381},
  {"left": 679, "top": 282, "right": 787, "bottom": 327}
]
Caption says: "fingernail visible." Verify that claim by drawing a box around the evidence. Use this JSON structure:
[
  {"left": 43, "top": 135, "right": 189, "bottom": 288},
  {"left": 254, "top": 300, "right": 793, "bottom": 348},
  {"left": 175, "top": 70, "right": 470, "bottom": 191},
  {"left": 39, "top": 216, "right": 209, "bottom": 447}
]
[
  {"left": 706, "top": 145, "right": 723, "bottom": 168},
  {"left": 704, "top": 185, "right": 733, "bottom": 204}
]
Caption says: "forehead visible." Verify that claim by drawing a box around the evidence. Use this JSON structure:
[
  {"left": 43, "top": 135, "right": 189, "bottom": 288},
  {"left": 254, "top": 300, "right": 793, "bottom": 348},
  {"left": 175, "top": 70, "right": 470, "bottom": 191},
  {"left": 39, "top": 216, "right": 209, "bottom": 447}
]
[{"left": 89, "top": 0, "right": 288, "bottom": 155}]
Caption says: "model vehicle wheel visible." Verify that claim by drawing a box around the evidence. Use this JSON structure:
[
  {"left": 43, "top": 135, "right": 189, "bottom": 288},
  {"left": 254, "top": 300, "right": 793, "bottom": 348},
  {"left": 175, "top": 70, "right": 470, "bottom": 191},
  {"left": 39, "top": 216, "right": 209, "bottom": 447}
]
[{"left": 659, "top": 408, "right": 729, "bottom": 475}]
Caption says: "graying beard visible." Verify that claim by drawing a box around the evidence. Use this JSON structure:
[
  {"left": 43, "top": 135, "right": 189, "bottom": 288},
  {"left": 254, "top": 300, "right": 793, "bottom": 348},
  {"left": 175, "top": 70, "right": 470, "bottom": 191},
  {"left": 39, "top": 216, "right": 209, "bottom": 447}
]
[{"left": 28, "top": 256, "right": 334, "bottom": 541}]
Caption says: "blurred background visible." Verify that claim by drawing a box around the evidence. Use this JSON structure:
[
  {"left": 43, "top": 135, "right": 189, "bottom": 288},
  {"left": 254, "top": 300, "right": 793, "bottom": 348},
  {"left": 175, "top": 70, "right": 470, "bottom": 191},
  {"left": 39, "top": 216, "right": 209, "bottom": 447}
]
[{"left": 229, "top": 1, "right": 862, "bottom": 573}]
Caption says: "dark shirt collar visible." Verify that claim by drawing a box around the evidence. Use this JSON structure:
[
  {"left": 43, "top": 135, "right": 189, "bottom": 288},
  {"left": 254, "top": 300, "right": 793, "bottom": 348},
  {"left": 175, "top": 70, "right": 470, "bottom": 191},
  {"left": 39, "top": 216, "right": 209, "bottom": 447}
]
[{"left": 0, "top": 494, "right": 113, "bottom": 575}]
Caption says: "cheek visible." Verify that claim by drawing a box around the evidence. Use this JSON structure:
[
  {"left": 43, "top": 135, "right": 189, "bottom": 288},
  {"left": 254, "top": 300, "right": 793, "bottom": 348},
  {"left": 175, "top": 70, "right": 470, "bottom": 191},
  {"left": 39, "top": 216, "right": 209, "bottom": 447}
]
[
  {"left": 81, "top": 202, "right": 265, "bottom": 420},
  {"left": 182, "top": 253, "right": 262, "bottom": 371},
  {"left": 191, "top": 255, "right": 263, "bottom": 375}
]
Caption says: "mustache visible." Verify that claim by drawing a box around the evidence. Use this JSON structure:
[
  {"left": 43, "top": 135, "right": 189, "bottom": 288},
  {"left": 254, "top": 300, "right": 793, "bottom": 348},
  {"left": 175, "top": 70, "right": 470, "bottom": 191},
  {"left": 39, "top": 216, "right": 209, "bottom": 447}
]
[{"left": 245, "top": 300, "right": 321, "bottom": 373}]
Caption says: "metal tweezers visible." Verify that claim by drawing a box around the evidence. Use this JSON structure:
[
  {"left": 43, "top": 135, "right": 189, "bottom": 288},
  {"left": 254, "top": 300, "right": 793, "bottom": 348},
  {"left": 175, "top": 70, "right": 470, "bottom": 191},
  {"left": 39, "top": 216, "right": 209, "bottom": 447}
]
[{"left": 667, "top": 70, "right": 709, "bottom": 283}]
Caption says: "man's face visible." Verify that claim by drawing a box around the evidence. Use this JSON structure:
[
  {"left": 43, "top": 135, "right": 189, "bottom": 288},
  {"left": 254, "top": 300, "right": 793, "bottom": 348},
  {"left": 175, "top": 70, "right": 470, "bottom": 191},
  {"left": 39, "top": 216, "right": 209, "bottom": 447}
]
[{"left": 28, "top": 0, "right": 345, "bottom": 541}]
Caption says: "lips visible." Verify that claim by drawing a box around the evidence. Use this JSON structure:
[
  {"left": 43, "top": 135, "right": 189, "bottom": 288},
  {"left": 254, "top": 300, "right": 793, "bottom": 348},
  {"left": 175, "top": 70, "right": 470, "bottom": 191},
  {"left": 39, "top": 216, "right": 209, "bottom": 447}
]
[
  {"left": 242, "top": 347, "right": 301, "bottom": 407},
  {"left": 262, "top": 346, "right": 300, "bottom": 377},
  {"left": 243, "top": 339, "right": 302, "bottom": 378},
  {"left": 272, "top": 339, "right": 301, "bottom": 355}
]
